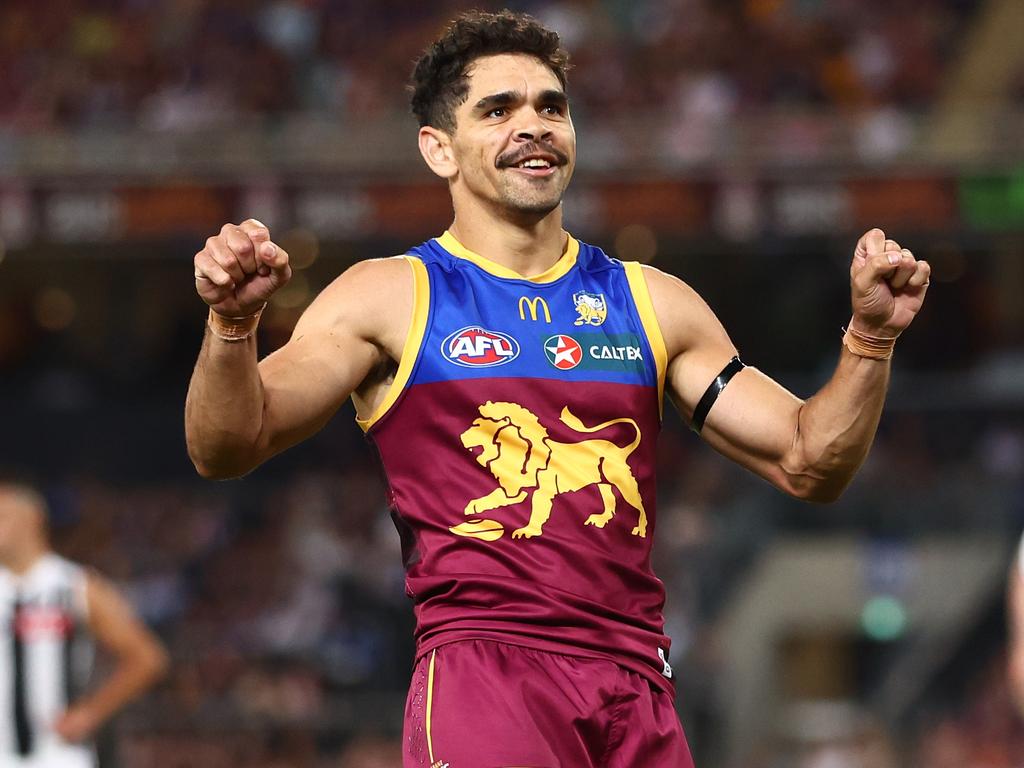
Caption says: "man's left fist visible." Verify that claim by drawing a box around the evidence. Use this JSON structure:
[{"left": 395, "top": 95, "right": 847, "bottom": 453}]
[{"left": 850, "top": 228, "right": 930, "bottom": 337}]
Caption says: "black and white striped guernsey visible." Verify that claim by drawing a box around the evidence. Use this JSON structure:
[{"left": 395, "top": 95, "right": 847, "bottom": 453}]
[{"left": 0, "top": 554, "right": 95, "bottom": 768}]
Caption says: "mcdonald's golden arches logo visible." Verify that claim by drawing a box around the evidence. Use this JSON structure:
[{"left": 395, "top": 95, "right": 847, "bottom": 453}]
[{"left": 517, "top": 296, "right": 551, "bottom": 323}]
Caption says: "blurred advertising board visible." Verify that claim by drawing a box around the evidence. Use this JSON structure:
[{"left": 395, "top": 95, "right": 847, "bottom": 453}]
[{"left": 0, "top": 173, "right": 1012, "bottom": 248}]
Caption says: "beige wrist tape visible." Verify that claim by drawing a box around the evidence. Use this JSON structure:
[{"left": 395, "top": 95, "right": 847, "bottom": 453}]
[
  {"left": 842, "top": 322, "right": 898, "bottom": 360},
  {"left": 208, "top": 305, "right": 265, "bottom": 342}
]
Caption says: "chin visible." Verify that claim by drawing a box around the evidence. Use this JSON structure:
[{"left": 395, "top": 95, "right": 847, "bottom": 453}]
[
  {"left": 510, "top": 201, "right": 561, "bottom": 216},
  {"left": 502, "top": 191, "right": 564, "bottom": 216}
]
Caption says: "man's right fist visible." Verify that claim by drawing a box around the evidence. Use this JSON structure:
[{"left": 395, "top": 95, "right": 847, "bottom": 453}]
[{"left": 194, "top": 219, "right": 291, "bottom": 317}]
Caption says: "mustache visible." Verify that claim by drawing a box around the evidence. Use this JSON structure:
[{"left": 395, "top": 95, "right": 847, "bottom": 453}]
[{"left": 496, "top": 142, "right": 569, "bottom": 169}]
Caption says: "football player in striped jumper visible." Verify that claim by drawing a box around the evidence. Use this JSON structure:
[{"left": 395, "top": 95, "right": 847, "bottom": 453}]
[{"left": 0, "top": 480, "right": 168, "bottom": 768}]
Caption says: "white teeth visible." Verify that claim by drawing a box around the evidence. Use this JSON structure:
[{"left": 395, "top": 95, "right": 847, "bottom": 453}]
[{"left": 519, "top": 158, "right": 551, "bottom": 168}]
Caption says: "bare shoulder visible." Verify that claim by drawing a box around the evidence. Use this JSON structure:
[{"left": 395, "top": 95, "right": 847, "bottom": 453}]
[
  {"left": 634, "top": 264, "right": 739, "bottom": 415},
  {"left": 335, "top": 254, "right": 415, "bottom": 292},
  {"left": 639, "top": 263, "right": 703, "bottom": 306},
  {"left": 304, "top": 255, "right": 413, "bottom": 319},
  {"left": 294, "top": 255, "right": 415, "bottom": 344},
  {"left": 636, "top": 263, "right": 730, "bottom": 360}
]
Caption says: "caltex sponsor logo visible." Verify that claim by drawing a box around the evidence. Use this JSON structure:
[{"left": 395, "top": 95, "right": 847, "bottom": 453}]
[
  {"left": 442, "top": 327, "right": 520, "bottom": 367},
  {"left": 544, "top": 334, "right": 583, "bottom": 370},
  {"left": 589, "top": 344, "right": 642, "bottom": 361}
]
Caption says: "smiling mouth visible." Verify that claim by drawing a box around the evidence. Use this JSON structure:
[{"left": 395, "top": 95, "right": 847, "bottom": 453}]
[
  {"left": 506, "top": 158, "right": 561, "bottom": 178},
  {"left": 497, "top": 143, "right": 569, "bottom": 174},
  {"left": 512, "top": 167, "right": 557, "bottom": 179}
]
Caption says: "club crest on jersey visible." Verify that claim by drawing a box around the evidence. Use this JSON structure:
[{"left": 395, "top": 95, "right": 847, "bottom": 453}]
[
  {"left": 544, "top": 334, "right": 583, "bottom": 370},
  {"left": 573, "top": 291, "right": 607, "bottom": 326},
  {"left": 442, "top": 326, "right": 520, "bottom": 368},
  {"left": 451, "top": 400, "right": 648, "bottom": 541}
]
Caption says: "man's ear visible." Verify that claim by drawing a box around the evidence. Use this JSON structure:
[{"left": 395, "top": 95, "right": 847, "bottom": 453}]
[{"left": 418, "top": 126, "right": 458, "bottom": 180}]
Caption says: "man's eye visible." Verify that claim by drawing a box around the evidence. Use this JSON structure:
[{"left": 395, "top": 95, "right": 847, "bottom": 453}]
[
  {"left": 487, "top": 107, "right": 507, "bottom": 118},
  {"left": 542, "top": 105, "right": 564, "bottom": 115}
]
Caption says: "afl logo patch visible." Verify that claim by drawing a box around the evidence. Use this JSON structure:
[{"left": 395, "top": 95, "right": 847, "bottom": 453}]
[
  {"left": 544, "top": 334, "right": 583, "bottom": 370},
  {"left": 442, "top": 327, "right": 520, "bottom": 368}
]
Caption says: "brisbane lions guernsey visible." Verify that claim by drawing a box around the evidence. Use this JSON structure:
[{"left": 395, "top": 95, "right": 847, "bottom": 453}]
[{"left": 359, "top": 230, "right": 675, "bottom": 693}]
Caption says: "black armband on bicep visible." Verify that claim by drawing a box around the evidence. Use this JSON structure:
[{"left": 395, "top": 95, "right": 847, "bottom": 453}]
[{"left": 691, "top": 356, "right": 745, "bottom": 434}]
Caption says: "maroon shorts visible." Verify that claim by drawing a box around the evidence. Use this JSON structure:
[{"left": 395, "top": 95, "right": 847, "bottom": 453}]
[{"left": 403, "top": 639, "right": 694, "bottom": 768}]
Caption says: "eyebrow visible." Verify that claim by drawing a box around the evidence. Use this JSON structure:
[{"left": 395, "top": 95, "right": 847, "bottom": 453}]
[{"left": 472, "top": 89, "right": 569, "bottom": 114}]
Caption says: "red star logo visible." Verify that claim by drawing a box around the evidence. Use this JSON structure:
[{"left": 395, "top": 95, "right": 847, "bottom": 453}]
[{"left": 544, "top": 335, "right": 583, "bottom": 370}]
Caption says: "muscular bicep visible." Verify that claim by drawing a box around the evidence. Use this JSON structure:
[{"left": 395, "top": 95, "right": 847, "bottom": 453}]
[
  {"left": 254, "top": 257, "right": 411, "bottom": 460},
  {"left": 677, "top": 366, "right": 804, "bottom": 489},
  {"left": 646, "top": 265, "right": 804, "bottom": 491},
  {"left": 256, "top": 314, "right": 378, "bottom": 457}
]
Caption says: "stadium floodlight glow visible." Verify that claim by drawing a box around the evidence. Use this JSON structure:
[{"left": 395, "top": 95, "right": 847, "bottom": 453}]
[{"left": 860, "top": 595, "right": 907, "bottom": 642}]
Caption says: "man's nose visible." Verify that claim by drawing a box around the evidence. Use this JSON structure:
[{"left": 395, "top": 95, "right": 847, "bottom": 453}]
[{"left": 514, "top": 112, "right": 552, "bottom": 142}]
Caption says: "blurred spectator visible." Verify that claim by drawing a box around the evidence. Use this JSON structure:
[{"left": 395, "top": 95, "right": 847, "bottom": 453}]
[{"left": 0, "top": 478, "right": 169, "bottom": 765}]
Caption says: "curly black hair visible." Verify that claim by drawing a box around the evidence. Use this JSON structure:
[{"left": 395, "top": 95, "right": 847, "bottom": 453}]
[{"left": 409, "top": 9, "right": 570, "bottom": 133}]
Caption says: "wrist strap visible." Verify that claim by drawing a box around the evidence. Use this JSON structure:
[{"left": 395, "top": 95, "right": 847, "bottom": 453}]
[
  {"left": 208, "top": 305, "right": 265, "bottom": 342},
  {"left": 842, "top": 323, "right": 898, "bottom": 360}
]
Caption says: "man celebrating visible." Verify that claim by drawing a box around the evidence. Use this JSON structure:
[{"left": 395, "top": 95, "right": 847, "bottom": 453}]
[
  {"left": 186, "top": 10, "right": 929, "bottom": 766},
  {"left": 0, "top": 480, "right": 168, "bottom": 767}
]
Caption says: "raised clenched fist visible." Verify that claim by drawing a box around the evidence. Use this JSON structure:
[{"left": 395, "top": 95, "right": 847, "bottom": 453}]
[
  {"left": 849, "top": 228, "right": 930, "bottom": 337},
  {"left": 194, "top": 219, "right": 292, "bottom": 318}
]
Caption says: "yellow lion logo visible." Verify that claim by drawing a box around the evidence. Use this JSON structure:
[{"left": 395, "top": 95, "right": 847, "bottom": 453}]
[{"left": 450, "top": 401, "right": 647, "bottom": 541}]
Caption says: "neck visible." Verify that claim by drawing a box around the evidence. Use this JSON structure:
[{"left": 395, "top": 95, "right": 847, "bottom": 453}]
[
  {"left": 1, "top": 545, "right": 46, "bottom": 577},
  {"left": 448, "top": 197, "right": 567, "bottom": 278}
]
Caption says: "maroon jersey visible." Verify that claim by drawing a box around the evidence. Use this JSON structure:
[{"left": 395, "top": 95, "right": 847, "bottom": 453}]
[{"left": 361, "top": 232, "right": 674, "bottom": 693}]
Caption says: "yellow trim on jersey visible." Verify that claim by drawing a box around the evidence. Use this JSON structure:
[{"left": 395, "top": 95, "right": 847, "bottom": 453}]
[
  {"left": 426, "top": 649, "right": 438, "bottom": 764},
  {"left": 624, "top": 261, "right": 667, "bottom": 419},
  {"left": 356, "top": 256, "right": 430, "bottom": 432},
  {"left": 437, "top": 230, "right": 579, "bottom": 283}
]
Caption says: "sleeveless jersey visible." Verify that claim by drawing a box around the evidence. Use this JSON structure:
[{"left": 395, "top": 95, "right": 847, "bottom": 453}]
[
  {"left": 360, "top": 231, "right": 674, "bottom": 693},
  {"left": 0, "top": 554, "right": 95, "bottom": 767}
]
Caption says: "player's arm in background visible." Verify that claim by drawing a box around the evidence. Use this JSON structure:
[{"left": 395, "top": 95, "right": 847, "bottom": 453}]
[
  {"left": 644, "top": 228, "right": 930, "bottom": 503},
  {"left": 1007, "top": 541, "right": 1024, "bottom": 718},
  {"left": 185, "top": 220, "right": 411, "bottom": 479},
  {"left": 53, "top": 571, "right": 169, "bottom": 743}
]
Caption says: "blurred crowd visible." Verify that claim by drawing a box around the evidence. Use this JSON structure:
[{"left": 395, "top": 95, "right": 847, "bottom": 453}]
[{"left": 0, "top": 0, "right": 981, "bottom": 136}]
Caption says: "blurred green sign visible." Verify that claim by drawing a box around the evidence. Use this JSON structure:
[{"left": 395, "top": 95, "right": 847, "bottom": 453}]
[{"left": 960, "top": 170, "right": 1024, "bottom": 230}]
